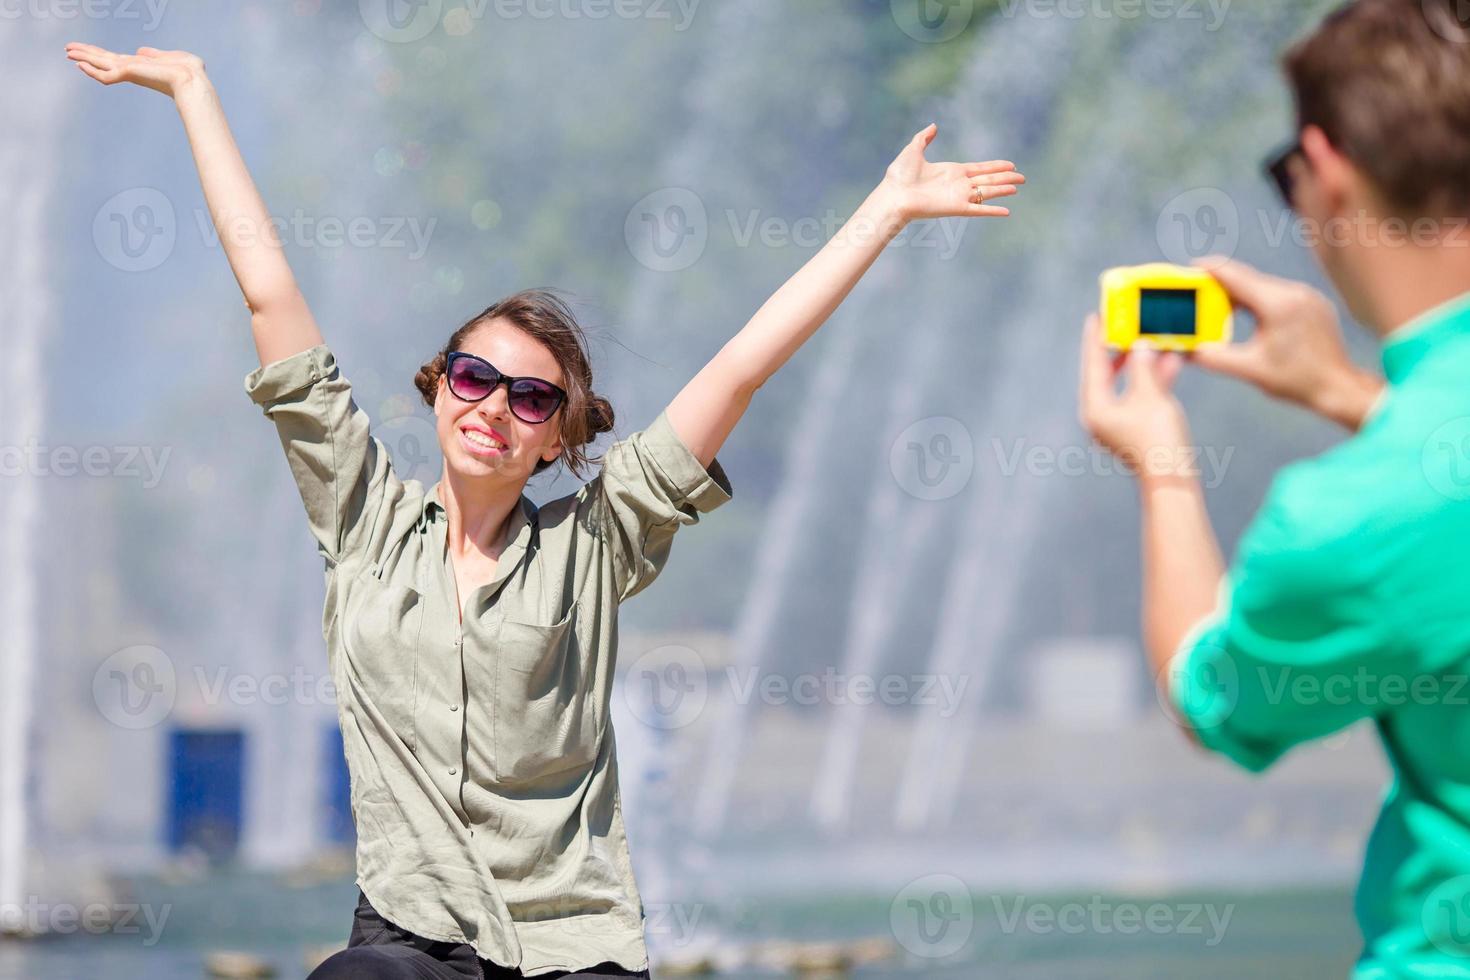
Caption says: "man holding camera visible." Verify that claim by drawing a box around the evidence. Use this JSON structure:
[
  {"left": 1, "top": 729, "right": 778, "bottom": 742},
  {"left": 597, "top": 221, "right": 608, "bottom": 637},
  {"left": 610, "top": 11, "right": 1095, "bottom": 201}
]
[{"left": 1079, "top": 0, "right": 1470, "bottom": 973}]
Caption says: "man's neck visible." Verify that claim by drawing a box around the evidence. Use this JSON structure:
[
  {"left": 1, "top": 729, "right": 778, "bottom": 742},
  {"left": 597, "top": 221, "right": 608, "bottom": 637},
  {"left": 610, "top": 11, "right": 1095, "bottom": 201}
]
[{"left": 1360, "top": 241, "right": 1470, "bottom": 340}]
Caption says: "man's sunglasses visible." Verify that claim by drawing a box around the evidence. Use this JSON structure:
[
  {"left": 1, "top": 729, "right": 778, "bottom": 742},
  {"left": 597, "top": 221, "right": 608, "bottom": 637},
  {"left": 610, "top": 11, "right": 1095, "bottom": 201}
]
[
  {"left": 1264, "top": 139, "right": 1304, "bottom": 210},
  {"left": 445, "top": 351, "right": 567, "bottom": 424}
]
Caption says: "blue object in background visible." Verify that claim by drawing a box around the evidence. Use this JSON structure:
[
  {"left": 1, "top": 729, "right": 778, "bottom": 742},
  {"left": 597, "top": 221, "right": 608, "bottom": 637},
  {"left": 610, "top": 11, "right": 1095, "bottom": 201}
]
[
  {"left": 166, "top": 729, "right": 244, "bottom": 860},
  {"left": 323, "top": 722, "right": 354, "bottom": 845}
]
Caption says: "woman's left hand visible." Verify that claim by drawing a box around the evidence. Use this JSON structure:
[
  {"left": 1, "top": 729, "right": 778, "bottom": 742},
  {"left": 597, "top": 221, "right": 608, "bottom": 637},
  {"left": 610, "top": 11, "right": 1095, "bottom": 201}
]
[{"left": 880, "top": 123, "right": 1025, "bottom": 222}]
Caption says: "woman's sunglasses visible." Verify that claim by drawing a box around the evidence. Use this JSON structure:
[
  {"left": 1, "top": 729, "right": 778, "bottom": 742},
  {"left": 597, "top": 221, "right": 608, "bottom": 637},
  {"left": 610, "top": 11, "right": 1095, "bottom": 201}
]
[{"left": 445, "top": 351, "right": 567, "bottom": 424}]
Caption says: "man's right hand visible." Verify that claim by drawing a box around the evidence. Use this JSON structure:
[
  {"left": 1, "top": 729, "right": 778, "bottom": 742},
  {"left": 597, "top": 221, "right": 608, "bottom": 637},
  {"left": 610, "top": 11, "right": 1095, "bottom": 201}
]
[{"left": 1191, "top": 257, "right": 1384, "bottom": 432}]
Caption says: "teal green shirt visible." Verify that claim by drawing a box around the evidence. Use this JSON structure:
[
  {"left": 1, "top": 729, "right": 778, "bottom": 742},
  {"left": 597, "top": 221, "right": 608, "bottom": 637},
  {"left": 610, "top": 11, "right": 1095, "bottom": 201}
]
[{"left": 1171, "top": 291, "right": 1470, "bottom": 976}]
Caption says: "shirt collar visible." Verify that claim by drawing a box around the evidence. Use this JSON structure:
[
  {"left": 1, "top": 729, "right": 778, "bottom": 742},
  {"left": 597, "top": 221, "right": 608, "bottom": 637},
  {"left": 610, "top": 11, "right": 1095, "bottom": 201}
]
[
  {"left": 424, "top": 480, "right": 445, "bottom": 522},
  {"left": 424, "top": 479, "right": 538, "bottom": 612},
  {"left": 1381, "top": 288, "right": 1470, "bottom": 384}
]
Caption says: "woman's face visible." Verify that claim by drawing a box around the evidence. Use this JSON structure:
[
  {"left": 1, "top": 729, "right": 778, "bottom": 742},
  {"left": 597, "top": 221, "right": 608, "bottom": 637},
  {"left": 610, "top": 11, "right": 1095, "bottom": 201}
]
[{"left": 433, "top": 319, "right": 565, "bottom": 484}]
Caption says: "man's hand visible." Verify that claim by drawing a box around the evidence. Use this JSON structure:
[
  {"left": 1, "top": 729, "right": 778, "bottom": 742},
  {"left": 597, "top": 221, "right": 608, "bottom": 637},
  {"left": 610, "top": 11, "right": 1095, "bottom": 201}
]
[
  {"left": 1078, "top": 314, "right": 1197, "bottom": 487},
  {"left": 1079, "top": 313, "right": 1226, "bottom": 719},
  {"left": 1190, "top": 258, "right": 1384, "bottom": 431}
]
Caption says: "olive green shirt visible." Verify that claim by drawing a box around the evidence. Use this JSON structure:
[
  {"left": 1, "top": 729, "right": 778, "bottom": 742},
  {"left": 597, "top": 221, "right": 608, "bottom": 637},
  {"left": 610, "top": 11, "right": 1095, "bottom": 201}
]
[
  {"left": 244, "top": 343, "right": 733, "bottom": 975},
  {"left": 1169, "top": 292, "right": 1470, "bottom": 976}
]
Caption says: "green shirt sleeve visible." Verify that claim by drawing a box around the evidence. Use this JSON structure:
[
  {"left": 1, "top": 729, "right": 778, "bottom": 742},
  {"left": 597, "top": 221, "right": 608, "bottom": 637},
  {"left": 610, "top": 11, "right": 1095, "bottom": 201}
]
[
  {"left": 590, "top": 408, "right": 734, "bottom": 602},
  {"left": 243, "top": 343, "right": 395, "bottom": 566},
  {"left": 1169, "top": 462, "right": 1407, "bottom": 772}
]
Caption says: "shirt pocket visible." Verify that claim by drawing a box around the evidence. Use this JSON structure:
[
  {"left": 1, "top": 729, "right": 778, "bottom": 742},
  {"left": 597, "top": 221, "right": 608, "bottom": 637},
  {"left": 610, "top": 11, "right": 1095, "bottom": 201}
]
[
  {"left": 493, "top": 600, "right": 600, "bottom": 782},
  {"left": 343, "top": 562, "right": 424, "bottom": 753}
]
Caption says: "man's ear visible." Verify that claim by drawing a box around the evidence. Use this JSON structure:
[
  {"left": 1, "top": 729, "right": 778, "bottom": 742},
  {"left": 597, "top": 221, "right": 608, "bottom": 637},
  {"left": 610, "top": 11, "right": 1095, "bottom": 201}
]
[{"left": 1300, "top": 124, "right": 1358, "bottom": 215}]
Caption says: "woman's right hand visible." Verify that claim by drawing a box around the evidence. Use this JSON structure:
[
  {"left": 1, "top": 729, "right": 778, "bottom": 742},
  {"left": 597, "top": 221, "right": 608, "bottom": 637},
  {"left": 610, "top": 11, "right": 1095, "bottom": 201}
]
[
  {"left": 67, "top": 39, "right": 321, "bottom": 365},
  {"left": 65, "top": 43, "right": 208, "bottom": 99}
]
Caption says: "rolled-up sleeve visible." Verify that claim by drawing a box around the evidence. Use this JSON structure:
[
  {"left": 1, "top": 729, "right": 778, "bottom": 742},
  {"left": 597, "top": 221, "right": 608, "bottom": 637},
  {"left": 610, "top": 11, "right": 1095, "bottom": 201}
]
[
  {"left": 244, "top": 344, "right": 393, "bottom": 565},
  {"left": 1168, "top": 469, "right": 1405, "bottom": 772},
  {"left": 590, "top": 408, "right": 733, "bottom": 602}
]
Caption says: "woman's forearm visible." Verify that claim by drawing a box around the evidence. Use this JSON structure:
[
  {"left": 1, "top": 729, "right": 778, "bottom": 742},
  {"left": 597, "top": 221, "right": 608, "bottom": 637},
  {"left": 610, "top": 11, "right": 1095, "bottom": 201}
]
[
  {"left": 174, "top": 74, "right": 322, "bottom": 364},
  {"left": 665, "top": 183, "right": 907, "bottom": 464},
  {"left": 720, "top": 183, "right": 907, "bottom": 390},
  {"left": 66, "top": 43, "right": 323, "bottom": 364},
  {"left": 662, "top": 124, "right": 1020, "bottom": 465}
]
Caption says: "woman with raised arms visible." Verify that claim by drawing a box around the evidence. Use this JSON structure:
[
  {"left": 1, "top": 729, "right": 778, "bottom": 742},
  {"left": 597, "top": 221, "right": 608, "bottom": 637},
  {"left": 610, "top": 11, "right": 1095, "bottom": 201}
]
[{"left": 66, "top": 41, "right": 1024, "bottom": 980}]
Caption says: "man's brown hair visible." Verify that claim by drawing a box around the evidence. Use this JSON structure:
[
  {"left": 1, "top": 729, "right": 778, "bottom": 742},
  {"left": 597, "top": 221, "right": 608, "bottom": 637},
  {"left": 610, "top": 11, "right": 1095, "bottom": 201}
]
[{"left": 1284, "top": 0, "right": 1470, "bottom": 217}]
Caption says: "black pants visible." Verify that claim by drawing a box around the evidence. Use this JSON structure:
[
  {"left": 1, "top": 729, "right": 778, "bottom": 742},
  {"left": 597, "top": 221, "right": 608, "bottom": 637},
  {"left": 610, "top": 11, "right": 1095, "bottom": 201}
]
[{"left": 306, "top": 888, "right": 652, "bottom": 980}]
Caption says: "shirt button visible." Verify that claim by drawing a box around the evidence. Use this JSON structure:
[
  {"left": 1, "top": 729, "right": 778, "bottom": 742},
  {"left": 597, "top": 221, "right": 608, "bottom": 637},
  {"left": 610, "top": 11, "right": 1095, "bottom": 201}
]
[
  {"left": 449, "top": 704, "right": 458, "bottom": 712},
  {"left": 449, "top": 767, "right": 457, "bottom": 776}
]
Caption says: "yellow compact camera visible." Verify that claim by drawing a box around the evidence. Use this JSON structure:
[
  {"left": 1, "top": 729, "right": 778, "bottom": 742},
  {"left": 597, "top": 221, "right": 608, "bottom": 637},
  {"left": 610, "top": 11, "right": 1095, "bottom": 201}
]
[{"left": 1099, "top": 263, "right": 1234, "bottom": 351}]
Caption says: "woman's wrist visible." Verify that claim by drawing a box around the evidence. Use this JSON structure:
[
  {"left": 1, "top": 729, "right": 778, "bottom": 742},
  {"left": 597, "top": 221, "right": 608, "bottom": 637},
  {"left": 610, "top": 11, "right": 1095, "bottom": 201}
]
[
  {"left": 865, "top": 179, "right": 912, "bottom": 234},
  {"left": 818, "top": 183, "right": 908, "bottom": 255},
  {"left": 171, "top": 69, "right": 215, "bottom": 106}
]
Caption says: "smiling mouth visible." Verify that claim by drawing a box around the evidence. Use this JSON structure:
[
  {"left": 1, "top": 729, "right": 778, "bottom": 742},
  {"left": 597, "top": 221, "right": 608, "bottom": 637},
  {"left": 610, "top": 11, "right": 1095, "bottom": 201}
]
[{"left": 460, "top": 427, "right": 508, "bottom": 456}]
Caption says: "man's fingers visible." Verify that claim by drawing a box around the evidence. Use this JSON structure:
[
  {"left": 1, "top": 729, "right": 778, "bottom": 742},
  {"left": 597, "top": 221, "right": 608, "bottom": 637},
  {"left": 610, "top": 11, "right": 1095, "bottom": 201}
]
[
  {"left": 1190, "top": 340, "right": 1258, "bottom": 382},
  {"left": 1156, "top": 351, "right": 1185, "bottom": 392},
  {"left": 1128, "top": 345, "right": 1163, "bottom": 395},
  {"left": 1196, "top": 256, "right": 1284, "bottom": 320},
  {"left": 1079, "top": 313, "right": 1117, "bottom": 421}
]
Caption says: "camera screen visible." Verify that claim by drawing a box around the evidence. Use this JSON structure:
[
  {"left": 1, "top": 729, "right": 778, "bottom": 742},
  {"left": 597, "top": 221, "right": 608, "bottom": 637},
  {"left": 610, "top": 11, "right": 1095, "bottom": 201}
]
[{"left": 1139, "top": 288, "right": 1198, "bottom": 335}]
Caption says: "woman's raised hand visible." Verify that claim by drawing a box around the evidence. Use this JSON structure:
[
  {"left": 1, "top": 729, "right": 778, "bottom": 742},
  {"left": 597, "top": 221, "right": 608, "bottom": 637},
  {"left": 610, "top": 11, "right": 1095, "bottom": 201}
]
[
  {"left": 67, "top": 40, "right": 322, "bottom": 365},
  {"left": 65, "top": 43, "right": 207, "bottom": 99},
  {"left": 881, "top": 123, "right": 1024, "bottom": 221}
]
